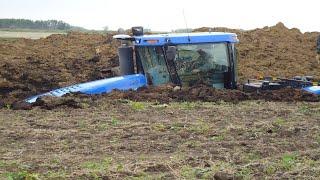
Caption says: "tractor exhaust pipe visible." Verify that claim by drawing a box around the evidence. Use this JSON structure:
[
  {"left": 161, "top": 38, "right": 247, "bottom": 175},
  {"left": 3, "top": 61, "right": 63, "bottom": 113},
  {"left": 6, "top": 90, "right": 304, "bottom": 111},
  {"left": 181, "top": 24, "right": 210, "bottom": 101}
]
[
  {"left": 118, "top": 45, "right": 134, "bottom": 75},
  {"left": 113, "top": 26, "right": 143, "bottom": 75}
]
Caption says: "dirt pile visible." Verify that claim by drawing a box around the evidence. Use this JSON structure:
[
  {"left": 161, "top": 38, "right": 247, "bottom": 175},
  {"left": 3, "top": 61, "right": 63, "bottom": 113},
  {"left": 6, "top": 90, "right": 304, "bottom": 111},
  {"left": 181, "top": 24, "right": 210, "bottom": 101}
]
[
  {"left": 0, "top": 23, "right": 319, "bottom": 104},
  {"left": 0, "top": 32, "right": 119, "bottom": 104},
  {"left": 195, "top": 23, "right": 320, "bottom": 81},
  {"left": 107, "top": 85, "right": 319, "bottom": 103},
  {"left": 15, "top": 85, "right": 318, "bottom": 110}
]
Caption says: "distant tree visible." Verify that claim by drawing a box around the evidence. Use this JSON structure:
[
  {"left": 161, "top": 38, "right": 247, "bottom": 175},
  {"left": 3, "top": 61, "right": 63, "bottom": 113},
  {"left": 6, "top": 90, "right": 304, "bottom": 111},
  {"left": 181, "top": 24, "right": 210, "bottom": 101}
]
[
  {"left": 103, "top": 26, "right": 109, "bottom": 32},
  {"left": 0, "top": 19, "right": 75, "bottom": 30}
]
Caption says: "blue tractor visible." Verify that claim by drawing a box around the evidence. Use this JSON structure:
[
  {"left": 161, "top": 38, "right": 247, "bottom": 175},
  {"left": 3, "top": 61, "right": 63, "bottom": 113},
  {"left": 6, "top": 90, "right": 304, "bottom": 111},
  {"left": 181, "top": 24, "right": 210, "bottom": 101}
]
[{"left": 25, "top": 27, "right": 319, "bottom": 103}]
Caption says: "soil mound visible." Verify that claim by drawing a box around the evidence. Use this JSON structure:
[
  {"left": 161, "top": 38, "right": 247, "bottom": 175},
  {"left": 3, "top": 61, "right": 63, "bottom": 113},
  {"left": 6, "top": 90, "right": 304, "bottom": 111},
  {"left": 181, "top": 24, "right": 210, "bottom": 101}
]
[
  {"left": 107, "top": 85, "right": 319, "bottom": 103},
  {"left": 18, "top": 85, "right": 318, "bottom": 110},
  {"left": 0, "top": 32, "right": 119, "bottom": 104},
  {"left": 0, "top": 23, "right": 319, "bottom": 105}
]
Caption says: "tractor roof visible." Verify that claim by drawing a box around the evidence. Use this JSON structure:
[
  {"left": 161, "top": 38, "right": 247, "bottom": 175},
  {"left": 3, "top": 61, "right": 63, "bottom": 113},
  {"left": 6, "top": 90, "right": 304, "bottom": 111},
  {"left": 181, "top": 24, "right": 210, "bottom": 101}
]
[{"left": 133, "top": 32, "right": 239, "bottom": 46}]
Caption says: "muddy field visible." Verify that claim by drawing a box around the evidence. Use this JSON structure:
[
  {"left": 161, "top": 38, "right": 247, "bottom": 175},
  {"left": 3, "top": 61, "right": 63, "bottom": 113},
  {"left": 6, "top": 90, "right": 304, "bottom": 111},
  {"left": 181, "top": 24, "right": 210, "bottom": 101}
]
[
  {"left": 1, "top": 100, "right": 320, "bottom": 179},
  {"left": 0, "top": 22, "right": 319, "bottom": 105},
  {"left": 1, "top": 23, "right": 320, "bottom": 179}
]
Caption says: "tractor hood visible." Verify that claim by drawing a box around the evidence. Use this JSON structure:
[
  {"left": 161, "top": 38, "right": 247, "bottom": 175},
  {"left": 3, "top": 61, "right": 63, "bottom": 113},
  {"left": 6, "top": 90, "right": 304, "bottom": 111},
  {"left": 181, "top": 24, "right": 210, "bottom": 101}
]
[
  {"left": 25, "top": 74, "right": 147, "bottom": 103},
  {"left": 303, "top": 86, "right": 320, "bottom": 95}
]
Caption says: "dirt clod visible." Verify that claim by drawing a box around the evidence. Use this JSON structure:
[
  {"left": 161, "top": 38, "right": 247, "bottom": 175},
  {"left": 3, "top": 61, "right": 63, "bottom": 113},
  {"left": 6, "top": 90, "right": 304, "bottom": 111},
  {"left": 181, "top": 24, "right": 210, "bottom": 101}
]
[
  {"left": 32, "top": 94, "right": 92, "bottom": 109},
  {"left": 107, "top": 85, "right": 319, "bottom": 104},
  {"left": 11, "top": 101, "right": 32, "bottom": 110}
]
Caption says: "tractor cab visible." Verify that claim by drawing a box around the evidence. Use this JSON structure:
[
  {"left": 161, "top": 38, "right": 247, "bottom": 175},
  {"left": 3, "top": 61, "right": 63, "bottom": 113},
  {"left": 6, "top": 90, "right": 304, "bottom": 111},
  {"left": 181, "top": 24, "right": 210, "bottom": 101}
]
[{"left": 115, "top": 27, "right": 239, "bottom": 89}]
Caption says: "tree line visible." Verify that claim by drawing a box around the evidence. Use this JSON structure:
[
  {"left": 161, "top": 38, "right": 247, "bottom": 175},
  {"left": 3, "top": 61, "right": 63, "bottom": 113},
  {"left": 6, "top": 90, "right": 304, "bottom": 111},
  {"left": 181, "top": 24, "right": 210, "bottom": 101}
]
[{"left": 0, "top": 19, "right": 73, "bottom": 30}]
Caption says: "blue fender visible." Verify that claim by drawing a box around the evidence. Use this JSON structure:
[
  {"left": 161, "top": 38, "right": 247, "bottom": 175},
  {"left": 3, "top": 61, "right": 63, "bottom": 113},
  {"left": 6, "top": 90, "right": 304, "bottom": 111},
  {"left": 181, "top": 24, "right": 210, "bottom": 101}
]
[
  {"left": 303, "top": 86, "right": 320, "bottom": 95},
  {"left": 25, "top": 74, "right": 147, "bottom": 103}
]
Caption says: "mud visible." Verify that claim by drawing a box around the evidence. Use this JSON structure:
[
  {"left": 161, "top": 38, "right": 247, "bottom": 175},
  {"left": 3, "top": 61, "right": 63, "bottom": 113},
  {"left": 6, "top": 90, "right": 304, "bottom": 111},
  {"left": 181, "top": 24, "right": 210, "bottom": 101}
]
[
  {"left": 0, "top": 23, "right": 320, "bottom": 105},
  {"left": 0, "top": 32, "right": 119, "bottom": 104},
  {"left": 105, "top": 85, "right": 319, "bottom": 103},
  {"left": 14, "top": 84, "right": 317, "bottom": 110}
]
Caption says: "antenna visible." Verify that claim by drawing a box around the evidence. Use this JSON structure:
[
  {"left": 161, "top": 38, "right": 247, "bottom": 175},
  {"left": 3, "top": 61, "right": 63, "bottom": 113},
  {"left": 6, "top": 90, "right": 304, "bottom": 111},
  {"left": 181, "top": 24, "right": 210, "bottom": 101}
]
[{"left": 182, "top": 9, "right": 191, "bottom": 42}]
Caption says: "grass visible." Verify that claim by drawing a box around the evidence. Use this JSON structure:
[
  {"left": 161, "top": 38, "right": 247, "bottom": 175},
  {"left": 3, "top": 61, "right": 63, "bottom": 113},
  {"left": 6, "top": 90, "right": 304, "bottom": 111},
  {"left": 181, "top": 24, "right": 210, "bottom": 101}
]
[
  {"left": 210, "top": 134, "right": 225, "bottom": 142},
  {"left": 130, "top": 101, "right": 146, "bottom": 111},
  {"left": 236, "top": 167, "right": 253, "bottom": 180},
  {"left": 189, "top": 118, "right": 210, "bottom": 134},
  {"left": 280, "top": 153, "right": 297, "bottom": 170},
  {"left": 4, "top": 171, "right": 40, "bottom": 180},
  {"left": 111, "top": 117, "right": 120, "bottom": 126},
  {"left": 82, "top": 157, "right": 113, "bottom": 176},
  {"left": 152, "top": 123, "right": 167, "bottom": 132},
  {"left": 45, "top": 170, "right": 66, "bottom": 179}
]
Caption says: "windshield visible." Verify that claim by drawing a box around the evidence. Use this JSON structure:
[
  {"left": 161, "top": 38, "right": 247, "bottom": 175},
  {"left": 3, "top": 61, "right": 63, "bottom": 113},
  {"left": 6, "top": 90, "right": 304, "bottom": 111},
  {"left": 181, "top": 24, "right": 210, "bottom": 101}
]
[
  {"left": 175, "top": 43, "right": 230, "bottom": 87},
  {"left": 136, "top": 46, "right": 171, "bottom": 85}
]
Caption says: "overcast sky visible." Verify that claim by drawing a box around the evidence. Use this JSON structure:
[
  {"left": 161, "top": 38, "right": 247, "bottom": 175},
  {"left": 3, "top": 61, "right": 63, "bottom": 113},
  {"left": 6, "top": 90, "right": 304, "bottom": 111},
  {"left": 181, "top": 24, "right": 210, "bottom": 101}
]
[{"left": 0, "top": 0, "right": 319, "bottom": 32}]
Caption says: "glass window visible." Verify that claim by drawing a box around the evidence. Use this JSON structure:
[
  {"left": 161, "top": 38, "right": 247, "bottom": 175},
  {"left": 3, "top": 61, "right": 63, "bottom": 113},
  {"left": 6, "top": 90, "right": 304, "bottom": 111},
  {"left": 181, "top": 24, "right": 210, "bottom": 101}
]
[
  {"left": 175, "top": 43, "right": 229, "bottom": 87},
  {"left": 137, "top": 47, "right": 171, "bottom": 85}
]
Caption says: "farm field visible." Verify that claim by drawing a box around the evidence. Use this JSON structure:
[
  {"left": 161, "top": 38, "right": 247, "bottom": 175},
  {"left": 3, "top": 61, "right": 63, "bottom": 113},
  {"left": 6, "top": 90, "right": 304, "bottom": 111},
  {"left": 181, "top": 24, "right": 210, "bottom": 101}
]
[
  {"left": 1, "top": 99, "right": 320, "bottom": 179},
  {"left": 0, "top": 23, "right": 320, "bottom": 179},
  {"left": 0, "top": 30, "right": 65, "bottom": 39}
]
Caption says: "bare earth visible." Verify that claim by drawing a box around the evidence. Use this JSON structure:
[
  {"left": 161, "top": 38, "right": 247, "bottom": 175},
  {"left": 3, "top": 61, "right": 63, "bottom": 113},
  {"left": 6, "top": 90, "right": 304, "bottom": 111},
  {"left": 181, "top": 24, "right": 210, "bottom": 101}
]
[{"left": 1, "top": 100, "right": 319, "bottom": 179}]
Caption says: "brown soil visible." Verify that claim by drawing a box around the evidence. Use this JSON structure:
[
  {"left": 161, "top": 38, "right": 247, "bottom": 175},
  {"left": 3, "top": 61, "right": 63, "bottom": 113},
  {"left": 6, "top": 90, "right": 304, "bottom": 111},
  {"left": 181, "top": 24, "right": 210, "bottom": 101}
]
[
  {"left": 10, "top": 85, "right": 316, "bottom": 110},
  {"left": 0, "top": 32, "right": 119, "bottom": 104},
  {"left": 108, "top": 85, "right": 319, "bottom": 103},
  {"left": 1, "top": 100, "right": 319, "bottom": 179},
  {"left": 0, "top": 22, "right": 319, "bottom": 105}
]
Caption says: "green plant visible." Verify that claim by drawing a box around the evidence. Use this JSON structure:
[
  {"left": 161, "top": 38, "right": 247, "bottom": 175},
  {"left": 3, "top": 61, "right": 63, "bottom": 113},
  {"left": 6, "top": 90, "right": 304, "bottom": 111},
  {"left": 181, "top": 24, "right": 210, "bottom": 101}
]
[
  {"left": 210, "top": 134, "right": 225, "bottom": 141},
  {"left": 236, "top": 167, "right": 253, "bottom": 180},
  {"left": 170, "top": 122, "right": 184, "bottom": 132},
  {"left": 130, "top": 101, "right": 146, "bottom": 111},
  {"left": 97, "top": 122, "right": 109, "bottom": 131},
  {"left": 180, "top": 166, "right": 213, "bottom": 179},
  {"left": 46, "top": 170, "right": 66, "bottom": 179},
  {"left": 298, "top": 105, "right": 311, "bottom": 114},
  {"left": 264, "top": 164, "right": 277, "bottom": 175},
  {"left": 180, "top": 165, "right": 196, "bottom": 179},
  {"left": 281, "top": 153, "right": 297, "bottom": 170},
  {"left": 152, "top": 123, "right": 166, "bottom": 132},
  {"left": 116, "top": 163, "right": 124, "bottom": 172},
  {"left": 5, "top": 171, "right": 39, "bottom": 180},
  {"left": 273, "top": 118, "right": 286, "bottom": 127},
  {"left": 5, "top": 104, "right": 11, "bottom": 109},
  {"left": 179, "top": 102, "right": 198, "bottom": 110},
  {"left": 190, "top": 119, "right": 210, "bottom": 134},
  {"left": 82, "top": 157, "right": 113, "bottom": 174},
  {"left": 316, "top": 134, "right": 320, "bottom": 144},
  {"left": 78, "top": 119, "right": 87, "bottom": 129},
  {"left": 111, "top": 117, "right": 119, "bottom": 126}
]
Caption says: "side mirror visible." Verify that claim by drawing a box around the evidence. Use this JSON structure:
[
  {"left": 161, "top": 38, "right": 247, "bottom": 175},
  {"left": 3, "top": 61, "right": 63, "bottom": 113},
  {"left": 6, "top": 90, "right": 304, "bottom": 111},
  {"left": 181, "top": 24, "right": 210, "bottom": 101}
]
[{"left": 166, "top": 46, "right": 177, "bottom": 61}]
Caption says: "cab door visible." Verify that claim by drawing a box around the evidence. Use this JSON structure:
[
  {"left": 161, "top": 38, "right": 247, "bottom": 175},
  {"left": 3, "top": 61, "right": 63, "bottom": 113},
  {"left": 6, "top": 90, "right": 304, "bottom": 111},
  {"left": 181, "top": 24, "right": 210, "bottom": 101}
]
[{"left": 136, "top": 46, "right": 171, "bottom": 86}]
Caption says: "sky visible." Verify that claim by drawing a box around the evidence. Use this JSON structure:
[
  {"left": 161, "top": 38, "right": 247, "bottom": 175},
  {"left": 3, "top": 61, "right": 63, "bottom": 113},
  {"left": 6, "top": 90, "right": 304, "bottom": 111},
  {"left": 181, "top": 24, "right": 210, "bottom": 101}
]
[{"left": 0, "top": 0, "right": 319, "bottom": 32}]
